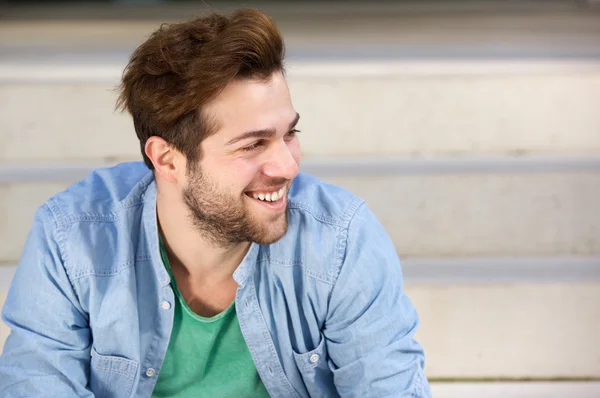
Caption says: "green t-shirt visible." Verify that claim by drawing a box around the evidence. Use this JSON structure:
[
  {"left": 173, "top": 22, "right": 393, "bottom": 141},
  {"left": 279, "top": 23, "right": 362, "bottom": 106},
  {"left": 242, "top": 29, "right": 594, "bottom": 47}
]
[{"left": 151, "top": 240, "right": 270, "bottom": 398}]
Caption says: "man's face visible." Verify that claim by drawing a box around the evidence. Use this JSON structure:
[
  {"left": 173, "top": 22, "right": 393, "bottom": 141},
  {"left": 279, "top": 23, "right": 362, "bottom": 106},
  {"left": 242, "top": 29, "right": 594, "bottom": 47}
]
[{"left": 182, "top": 72, "right": 301, "bottom": 246}]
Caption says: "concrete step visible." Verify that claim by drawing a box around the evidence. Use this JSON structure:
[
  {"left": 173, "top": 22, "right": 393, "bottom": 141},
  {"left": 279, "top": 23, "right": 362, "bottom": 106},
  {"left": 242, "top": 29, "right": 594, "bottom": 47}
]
[
  {"left": 326, "top": 172, "right": 600, "bottom": 257},
  {"left": 1, "top": 170, "right": 598, "bottom": 262},
  {"left": 2, "top": 266, "right": 599, "bottom": 378},
  {"left": 429, "top": 382, "right": 600, "bottom": 398},
  {"left": 2, "top": 4, "right": 600, "bottom": 59},
  {"left": 1, "top": 68, "right": 600, "bottom": 162},
  {"left": 410, "top": 282, "right": 600, "bottom": 378}
]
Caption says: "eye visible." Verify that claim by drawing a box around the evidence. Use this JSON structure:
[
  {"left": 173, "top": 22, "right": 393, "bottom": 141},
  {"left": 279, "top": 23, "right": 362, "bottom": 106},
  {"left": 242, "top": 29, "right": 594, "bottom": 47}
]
[
  {"left": 285, "top": 129, "right": 300, "bottom": 139},
  {"left": 241, "top": 140, "right": 265, "bottom": 152}
]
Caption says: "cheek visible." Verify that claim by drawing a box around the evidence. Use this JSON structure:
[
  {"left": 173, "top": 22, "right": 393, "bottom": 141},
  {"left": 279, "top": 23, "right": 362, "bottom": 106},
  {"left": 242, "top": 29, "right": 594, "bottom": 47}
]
[
  {"left": 289, "top": 140, "right": 302, "bottom": 163},
  {"left": 234, "top": 160, "right": 263, "bottom": 183}
]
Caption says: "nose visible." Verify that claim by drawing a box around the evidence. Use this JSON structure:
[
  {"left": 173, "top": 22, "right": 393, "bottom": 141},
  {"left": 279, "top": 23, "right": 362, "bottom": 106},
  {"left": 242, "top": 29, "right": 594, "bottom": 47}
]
[{"left": 262, "top": 140, "right": 299, "bottom": 180}]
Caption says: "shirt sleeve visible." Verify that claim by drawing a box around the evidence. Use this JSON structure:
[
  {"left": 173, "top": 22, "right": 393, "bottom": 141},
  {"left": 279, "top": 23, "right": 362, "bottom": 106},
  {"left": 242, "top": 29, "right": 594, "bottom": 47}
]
[
  {"left": 0, "top": 204, "right": 93, "bottom": 397},
  {"left": 324, "top": 202, "right": 432, "bottom": 398}
]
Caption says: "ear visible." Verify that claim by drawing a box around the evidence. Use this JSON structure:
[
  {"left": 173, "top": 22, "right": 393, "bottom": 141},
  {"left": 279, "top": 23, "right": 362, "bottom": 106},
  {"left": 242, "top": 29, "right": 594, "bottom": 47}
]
[{"left": 144, "top": 137, "right": 184, "bottom": 184}]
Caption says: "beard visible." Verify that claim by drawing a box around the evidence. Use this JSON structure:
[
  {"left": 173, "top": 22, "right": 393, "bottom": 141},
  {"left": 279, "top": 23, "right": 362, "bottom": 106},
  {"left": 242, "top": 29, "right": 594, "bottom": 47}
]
[{"left": 182, "top": 165, "right": 290, "bottom": 247}]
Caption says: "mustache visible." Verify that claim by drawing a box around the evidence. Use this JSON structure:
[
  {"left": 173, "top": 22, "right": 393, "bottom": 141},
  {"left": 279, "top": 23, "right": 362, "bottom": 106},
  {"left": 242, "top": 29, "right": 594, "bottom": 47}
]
[{"left": 247, "top": 178, "right": 289, "bottom": 190}]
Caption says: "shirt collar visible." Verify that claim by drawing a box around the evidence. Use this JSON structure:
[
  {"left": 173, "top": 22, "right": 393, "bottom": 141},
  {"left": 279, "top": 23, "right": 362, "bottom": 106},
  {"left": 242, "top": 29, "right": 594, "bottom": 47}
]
[{"left": 141, "top": 178, "right": 172, "bottom": 287}]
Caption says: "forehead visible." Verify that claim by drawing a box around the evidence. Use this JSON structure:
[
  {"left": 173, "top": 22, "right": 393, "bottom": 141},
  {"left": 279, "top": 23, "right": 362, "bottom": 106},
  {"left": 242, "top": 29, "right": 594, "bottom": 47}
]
[{"left": 203, "top": 72, "right": 296, "bottom": 141}]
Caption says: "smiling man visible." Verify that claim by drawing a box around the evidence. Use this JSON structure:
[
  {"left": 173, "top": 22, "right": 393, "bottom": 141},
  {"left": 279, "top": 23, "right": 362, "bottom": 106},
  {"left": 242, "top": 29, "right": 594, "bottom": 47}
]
[{"left": 0, "top": 8, "right": 430, "bottom": 398}]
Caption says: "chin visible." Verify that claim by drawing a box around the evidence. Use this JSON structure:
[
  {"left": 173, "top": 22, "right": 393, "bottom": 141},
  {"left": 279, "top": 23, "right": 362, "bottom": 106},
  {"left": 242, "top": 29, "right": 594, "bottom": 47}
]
[{"left": 252, "top": 217, "right": 288, "bottom": 245}]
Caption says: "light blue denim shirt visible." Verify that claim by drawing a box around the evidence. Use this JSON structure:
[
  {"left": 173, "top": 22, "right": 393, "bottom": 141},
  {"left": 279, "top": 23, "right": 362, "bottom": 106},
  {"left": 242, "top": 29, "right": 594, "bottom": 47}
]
[{"left": 0, "top": 162, "right": 430, "bottom": 398}]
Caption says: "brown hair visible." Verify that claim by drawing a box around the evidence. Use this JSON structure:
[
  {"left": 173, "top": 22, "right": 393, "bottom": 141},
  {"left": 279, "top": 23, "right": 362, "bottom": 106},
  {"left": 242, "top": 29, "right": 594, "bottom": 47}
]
[{"left": 116, "top": 8, "right": 285, "bottom": 169}]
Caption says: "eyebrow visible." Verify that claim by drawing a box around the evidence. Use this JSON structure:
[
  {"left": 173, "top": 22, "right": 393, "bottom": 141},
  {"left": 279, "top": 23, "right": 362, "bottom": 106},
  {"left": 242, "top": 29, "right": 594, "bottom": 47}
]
[{"left": 226, "top": 113, "right": 300, "bottom": 146}]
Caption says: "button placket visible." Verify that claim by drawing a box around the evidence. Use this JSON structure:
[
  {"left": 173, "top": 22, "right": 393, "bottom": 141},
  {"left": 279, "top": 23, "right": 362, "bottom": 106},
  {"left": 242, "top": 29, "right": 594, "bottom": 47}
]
[{"left": 236, "top": 279, "right": 301, "bottom": 398}]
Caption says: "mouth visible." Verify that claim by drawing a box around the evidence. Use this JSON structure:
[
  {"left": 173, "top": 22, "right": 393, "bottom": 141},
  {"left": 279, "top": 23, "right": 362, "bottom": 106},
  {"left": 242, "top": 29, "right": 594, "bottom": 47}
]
[{"left": 245, "top": 185, "right": 288, "bottom": 210}]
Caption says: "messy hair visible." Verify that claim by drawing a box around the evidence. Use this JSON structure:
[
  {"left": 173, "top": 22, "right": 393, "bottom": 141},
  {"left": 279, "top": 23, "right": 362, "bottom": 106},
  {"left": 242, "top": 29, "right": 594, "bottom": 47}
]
[{"left": 116, "top": 8, "right": 285, "bottom": 169}]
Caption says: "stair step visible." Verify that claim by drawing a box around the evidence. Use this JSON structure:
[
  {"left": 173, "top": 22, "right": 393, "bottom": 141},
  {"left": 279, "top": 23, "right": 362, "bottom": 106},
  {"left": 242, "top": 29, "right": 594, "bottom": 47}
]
[
  {"left": 2, "top": 69, "right": 600, "bottom": 161},
  {"left": 0, "top": 170, "right": 599, "bottom": 261},
  {"left": 1, "top": 265, "right": 598, "bottom": 378}
]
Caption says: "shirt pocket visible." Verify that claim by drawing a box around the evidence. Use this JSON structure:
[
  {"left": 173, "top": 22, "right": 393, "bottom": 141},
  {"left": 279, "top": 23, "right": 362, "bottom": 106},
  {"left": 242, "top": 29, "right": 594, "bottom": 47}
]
[
  {"left": 90, "top": 347, "right": 139, "bottom": 398},
  {"left": 292, "top": 334, "right": 337, "bottom": 398}
]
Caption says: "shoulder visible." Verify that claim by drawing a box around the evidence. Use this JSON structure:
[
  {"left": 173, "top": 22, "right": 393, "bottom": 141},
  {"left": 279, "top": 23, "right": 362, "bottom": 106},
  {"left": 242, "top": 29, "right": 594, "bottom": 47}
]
[
  {"left": 265, "top": 173, "right": 369, "bottom": 283},
  {"left": 287, "top": 172, "right": 364, "bottom": 228},
  {"left": 44, "top": 162, "right": 154, "bottom": 225},
  {"left": 31, "top": 162, "right": 155, "bottom": 279},
  {"left": 285, "top": 174, "right": 403, "bottom": 294}
]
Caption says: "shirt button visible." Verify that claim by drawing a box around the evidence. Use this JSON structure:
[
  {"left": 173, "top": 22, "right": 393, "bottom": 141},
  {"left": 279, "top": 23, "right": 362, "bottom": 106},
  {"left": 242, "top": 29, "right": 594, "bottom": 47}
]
[
  {"left": 145, "top": 368, "right": 156, "bottom": 377},
  {"left": 160, "top": 301, "right": 171, "bottom": 310},
  {"left": 309, "top": 354, "right": 320, "bottom": 364}
]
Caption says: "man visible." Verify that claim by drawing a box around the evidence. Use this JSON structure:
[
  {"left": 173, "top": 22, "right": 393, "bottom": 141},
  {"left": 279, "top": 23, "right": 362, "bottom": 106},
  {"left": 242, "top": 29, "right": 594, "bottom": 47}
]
[{"left": 0, "top": 8, "right": 430, "bottom": 398}]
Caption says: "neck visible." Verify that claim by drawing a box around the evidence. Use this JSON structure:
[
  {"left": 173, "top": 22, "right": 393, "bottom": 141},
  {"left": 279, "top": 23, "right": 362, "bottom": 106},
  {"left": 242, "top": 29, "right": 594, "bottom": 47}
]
[{"left": 155, "top": 185, "right": 250, "bottom": 281}]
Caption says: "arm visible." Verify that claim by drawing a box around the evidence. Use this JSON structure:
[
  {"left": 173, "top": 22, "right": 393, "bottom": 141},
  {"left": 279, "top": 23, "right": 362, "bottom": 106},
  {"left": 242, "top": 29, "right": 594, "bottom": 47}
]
[
  {"left": 0, "top": 205, "right": 93, "bottom": 397},
  {"left": 325, "top": 203, "right": 431, "bottom": 398}
]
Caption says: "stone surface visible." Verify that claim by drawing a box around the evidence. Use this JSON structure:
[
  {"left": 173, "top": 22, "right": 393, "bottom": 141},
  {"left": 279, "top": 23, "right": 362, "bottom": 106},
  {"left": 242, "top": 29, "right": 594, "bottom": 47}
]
[
  {"left": 2, "top": 74, "right": 600, "bottom": 161},
  {"left": 1, "top": 276, "right": 599, "bottom": 378},
  {"left": 1, "top": 172, "right": 599, "bottom": 262}
]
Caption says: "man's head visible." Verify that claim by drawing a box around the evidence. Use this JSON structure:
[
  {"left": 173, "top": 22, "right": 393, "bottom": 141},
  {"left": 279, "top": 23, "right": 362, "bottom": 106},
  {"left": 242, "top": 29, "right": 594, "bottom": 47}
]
[{"left": 117, "top": 9, "right": 301, "bottom": 246}]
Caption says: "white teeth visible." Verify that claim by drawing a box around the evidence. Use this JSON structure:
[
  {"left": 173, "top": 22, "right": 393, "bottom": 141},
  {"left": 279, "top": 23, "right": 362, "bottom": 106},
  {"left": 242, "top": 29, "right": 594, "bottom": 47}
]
[{"left": 252, "top": 187, "right": 286, "bottom": 202}]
